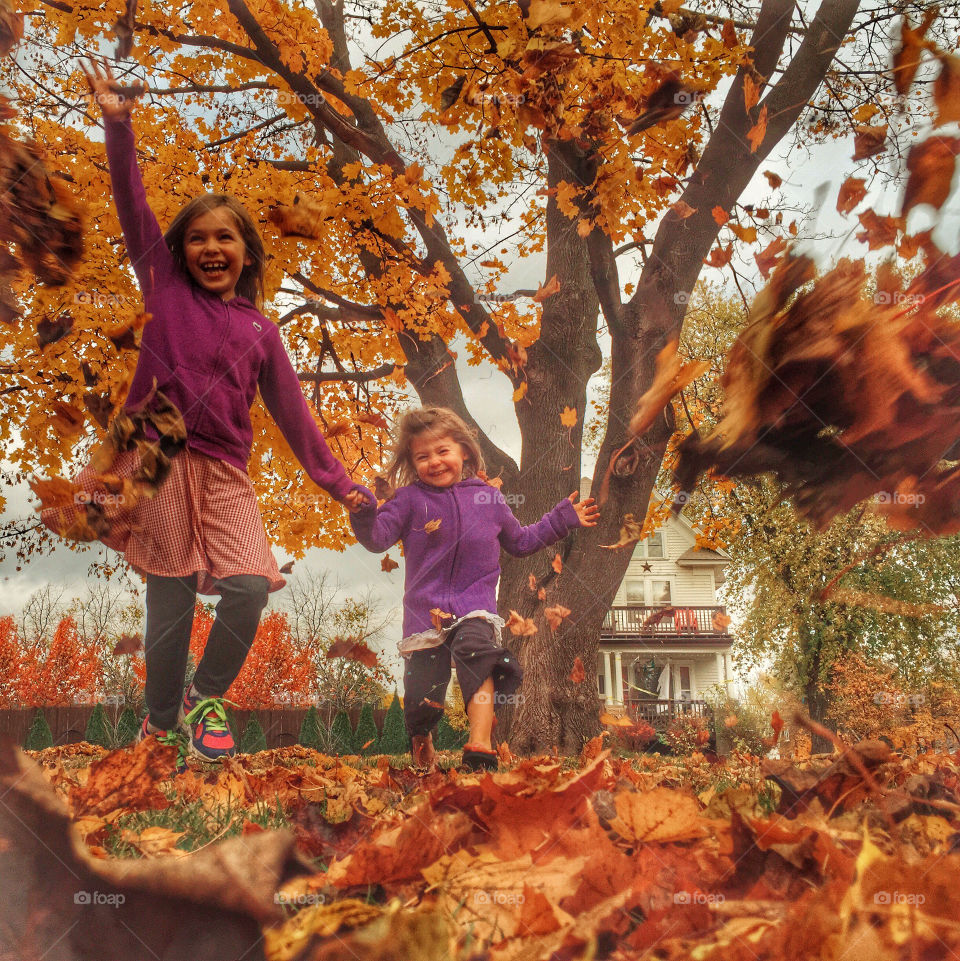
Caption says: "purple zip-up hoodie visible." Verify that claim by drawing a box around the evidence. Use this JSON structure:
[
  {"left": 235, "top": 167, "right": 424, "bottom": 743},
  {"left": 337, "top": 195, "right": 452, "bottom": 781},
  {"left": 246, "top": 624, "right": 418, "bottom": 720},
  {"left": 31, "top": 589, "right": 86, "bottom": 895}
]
[
  {"left": 350, "top": 477, "right": 581, "bottom": 636},
  {"left": 104, "top": 116, "right": 357, "bottom": 501}
]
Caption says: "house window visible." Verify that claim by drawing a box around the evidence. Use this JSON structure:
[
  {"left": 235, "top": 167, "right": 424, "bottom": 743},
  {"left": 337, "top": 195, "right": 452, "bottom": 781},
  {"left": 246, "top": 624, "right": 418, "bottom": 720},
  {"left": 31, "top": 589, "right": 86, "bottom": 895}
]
[
  {"left": 650, "top": 579, "right": 672, "bottom": 606},
  {"left": 676, "top": 665, "right": 692, "bottom": 700},
  {"left": 625, "top": 579, "right": 645, "bottom": 604},
  {"left": 597, "top": 674, "right": 605, "bottom": 695},
  {"left": 646, "top": 532, "right": 665, "bottom": 558}
]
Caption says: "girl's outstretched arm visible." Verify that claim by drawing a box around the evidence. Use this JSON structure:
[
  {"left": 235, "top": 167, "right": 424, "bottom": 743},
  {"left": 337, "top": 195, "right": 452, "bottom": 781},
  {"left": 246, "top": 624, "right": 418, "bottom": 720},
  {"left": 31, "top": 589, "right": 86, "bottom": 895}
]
[
  {"left": 83, "top": 60, "right": 174, "bottom": 292},
  {"left": 350, "top": 488, "right": 410, "bottom": 553},
  {"left": 498, "top": 492, "right": 583, "bottom": 557}
]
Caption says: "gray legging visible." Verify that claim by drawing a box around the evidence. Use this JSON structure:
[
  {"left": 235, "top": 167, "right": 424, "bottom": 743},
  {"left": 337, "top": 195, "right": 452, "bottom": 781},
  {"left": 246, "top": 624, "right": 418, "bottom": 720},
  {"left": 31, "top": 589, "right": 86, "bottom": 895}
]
[{"left": 143, "top": 573, "right": 269, "bottom": 730}]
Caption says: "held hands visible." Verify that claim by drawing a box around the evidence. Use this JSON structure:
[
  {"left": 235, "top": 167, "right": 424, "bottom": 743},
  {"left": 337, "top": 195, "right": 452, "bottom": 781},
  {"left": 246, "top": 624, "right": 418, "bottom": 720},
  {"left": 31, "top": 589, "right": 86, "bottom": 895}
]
[
  {"left": 344, "top": 488, "right": 372, "bottom": 513},
  {"left": 568, "top": 492, "right": 600, "bottom": 527},
  {"left": 82, "top": 59, "right": 144, "bottom": 121}
]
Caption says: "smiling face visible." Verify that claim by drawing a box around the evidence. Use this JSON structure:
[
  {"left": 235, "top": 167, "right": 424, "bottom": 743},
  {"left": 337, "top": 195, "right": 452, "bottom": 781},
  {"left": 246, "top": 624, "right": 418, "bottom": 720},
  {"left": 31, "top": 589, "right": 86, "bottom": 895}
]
[
  {"left": 182, "top": 207, "right": 253, "bottom": 301},
  {"left": 410, "top": 432, "right": 466, "bottom": 488}
]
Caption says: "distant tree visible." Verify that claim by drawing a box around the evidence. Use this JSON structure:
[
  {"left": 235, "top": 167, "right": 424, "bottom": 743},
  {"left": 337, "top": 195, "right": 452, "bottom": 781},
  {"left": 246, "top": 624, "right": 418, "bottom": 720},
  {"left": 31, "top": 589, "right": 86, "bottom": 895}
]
[
  {"left": 330, "top": 710, "right": 357, "bottom": 755},
  {"left": 379, "top": 693, "right": 410, "bottom": 756},
  {"left": 355, "top": 703, "right": 380, "bottom": 756},
  {"left": 24, "top": 709, "right": 52, "bottom": 751},
  {"left": 240, "top": 714, "right": 267, "bottom": 754},
  {"left": 298, "top": 705, "right": 323, "bottom": 750},
  {"left": 83, "top": 703, "right": 112, "bottom": 748},
  {"left": 115, "top": 707, "right": 139, "bottom": 747}
]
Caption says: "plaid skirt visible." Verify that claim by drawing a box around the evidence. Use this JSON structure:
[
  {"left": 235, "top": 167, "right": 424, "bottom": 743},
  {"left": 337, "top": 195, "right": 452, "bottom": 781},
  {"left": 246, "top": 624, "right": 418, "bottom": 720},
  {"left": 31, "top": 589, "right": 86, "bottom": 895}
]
[{"left": 43, "top": 448, "right": 285, "bottom": 596}]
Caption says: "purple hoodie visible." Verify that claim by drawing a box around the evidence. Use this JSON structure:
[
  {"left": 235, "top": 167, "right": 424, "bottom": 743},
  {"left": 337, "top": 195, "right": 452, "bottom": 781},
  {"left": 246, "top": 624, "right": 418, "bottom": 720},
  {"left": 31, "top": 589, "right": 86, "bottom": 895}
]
[
  {"left": 351, "top": 477, "right": 581, "bottom": 636},
  {"left": 104, "top": 116, "right": 357, "bottom": 501}
]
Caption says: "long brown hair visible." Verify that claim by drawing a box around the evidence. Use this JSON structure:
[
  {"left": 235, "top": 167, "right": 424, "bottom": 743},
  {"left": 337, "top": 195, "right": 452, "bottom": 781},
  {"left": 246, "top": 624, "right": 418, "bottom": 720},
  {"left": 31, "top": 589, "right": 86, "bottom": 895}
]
[
  {"left": 383, "top": 407, "right": 485, "bottom": 491},
  {"left": 164, "top": 195, "right": 265, "bottom": 307}
]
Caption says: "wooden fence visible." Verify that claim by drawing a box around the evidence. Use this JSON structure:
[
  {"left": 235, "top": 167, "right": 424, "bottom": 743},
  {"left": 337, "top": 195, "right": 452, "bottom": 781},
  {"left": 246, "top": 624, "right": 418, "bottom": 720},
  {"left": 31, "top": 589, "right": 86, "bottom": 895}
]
[{"left": 0, "top": 704, "right": 389, "bottom": 750}]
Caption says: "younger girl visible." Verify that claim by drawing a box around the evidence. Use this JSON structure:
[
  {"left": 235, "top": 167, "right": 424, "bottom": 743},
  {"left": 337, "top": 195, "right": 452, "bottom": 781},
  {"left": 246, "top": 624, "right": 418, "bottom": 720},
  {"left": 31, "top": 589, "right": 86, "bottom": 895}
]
[
  {"left": 69, "top": 62, "right": 367, "bottom": 762},
  {"left": 351, "top": 407, "right": 599, "bottom": 770}
]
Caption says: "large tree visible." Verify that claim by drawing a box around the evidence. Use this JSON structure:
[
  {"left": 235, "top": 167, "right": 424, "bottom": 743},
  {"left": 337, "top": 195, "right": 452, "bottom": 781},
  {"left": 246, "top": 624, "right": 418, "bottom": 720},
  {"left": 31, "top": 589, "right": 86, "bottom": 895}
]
[{"left": 3, "top": 0, "right": 945, "bottom": 750}]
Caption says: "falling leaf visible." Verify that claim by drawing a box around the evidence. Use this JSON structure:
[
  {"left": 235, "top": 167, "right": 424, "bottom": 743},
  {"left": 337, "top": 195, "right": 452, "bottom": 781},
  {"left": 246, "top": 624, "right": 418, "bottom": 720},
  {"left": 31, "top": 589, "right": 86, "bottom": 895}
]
[
  {"left": 600, "top": 514, "right": 643, "bottom": 549},
  {"left": 856, "top": 210, "right": 904, "bottom": 250},
  {"left": 711, "top": 611, "right": 732, "bottom": 631},
  {"left": 357, "top": 412, "right": 390, "bottom": 431},
  {"left": 430, "top": 608, "right": 452, "bottom": 629},
  {"left": 569, "top": 656, "right": 585, "bottom": 683},
  {"left": 705, "top": 243, "right": 733, "bottom": 268},
  {"left": 627, "top": 339, "right": 710, "bottom": 439},
  {"left": 836, "top": 176, "right": 867, "bottom": 214},
  {"left": 671, "top": 199, "right": 696, "bottom": 219},
  {"left": 279, "top": 560, "right": 295, "bottom": 574},
  {"left": 324, "top": 421, "right": 353, "bottom": 440},
  {"left": 423, "top": 518, "right": 441, "bottom": 533},
  {"left": 506, "top": 610, "right": 537, "bottom": 636},
  {"left": 721, "top": 19, "right": 737, "bottom": 49},
  {"left": 933, "top": 53, "right": 960, "bottom": 127},
  {"left": 106, "top": 312, "right": 149, "bottom": 352},
  {"left": 381, "top": 554, "right": 399, "bottom": 572},
  {"left": 711, "top": 206, "right": 729, "bottom": 226},
  {"left": 853, "top": 124, "right": 887, "bottom": 161},
  {"left": 599, "top": 711, "right": 633, "bottom": 727},
  {"left": 112, "top": 632, "right": 143, "bottom": 655},
  {"left": 439, "top": 75, "right": 466, "bottom": 112},
  {"left": 771, "top": 710, "right": 785, "bottom": 745},
  {"left": 421, "top": 698, "right": 444, "bottom": 710},
  {"left": 114, "top": 0, "right": 137, "bottom": 59},
  {"left": 763, "top": 170, "right": 783, "bottom": 189},
  {"left": 747, "top": 104, "right": 767, "bottom": 153},
  {"left": 533, "top": 274, "right": 560, "bottom": 302},
  {"left": 743, "top": 75, "right": 761, "bottom": 111},
  {"left": 551, "top": 553, "right": 562, "bottom": 573},
  {"left": 728, "top": 223, "right": 757, "bottom": 243},
  {"left": 537, "top": 587, "right": 546, "bottom": 600},
  {"left": 326, "top": 636, "right": 379, "bottom": 669},
  {"left": 903, "top": 136, "right": 960, "bottom": 214},
  {"left": 35, "top": 311, "right": 73, "bottom": 347},
  {"left": 892, "top": 8, "right": 936, "bottom": 95},
  {"left": 560, "top": 406, "right": 577, "bottom": 428},
  {"left": 513, "top": 381, "right": 528, "bottom": 403},
  {"left": 49, "top": 401, "right": 84, "bottom": 437},
  {"left": 528, "top": 573, "right": 537, "bottom": 591},
  {"left": 546, "top": 605, "right": 571, "bottom": 631},
  {"left": 754, "top": 237, "right": 787, "bottom": 279}
]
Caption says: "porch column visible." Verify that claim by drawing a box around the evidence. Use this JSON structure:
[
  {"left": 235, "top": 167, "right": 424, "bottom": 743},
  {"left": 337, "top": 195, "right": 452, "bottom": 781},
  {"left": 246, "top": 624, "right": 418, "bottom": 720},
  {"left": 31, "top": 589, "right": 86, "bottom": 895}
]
[
  {"left": 716, "top": 652, "right": 725, "bottom": 687},
  {"left": 613, "top": 652, "right": 624, "bottom": 706},
  {"left": 603, "top": 650, "right": 614, "bottom": 706},
  {"left": 724, "top": 653, "right": 732, "bottom": 686}
]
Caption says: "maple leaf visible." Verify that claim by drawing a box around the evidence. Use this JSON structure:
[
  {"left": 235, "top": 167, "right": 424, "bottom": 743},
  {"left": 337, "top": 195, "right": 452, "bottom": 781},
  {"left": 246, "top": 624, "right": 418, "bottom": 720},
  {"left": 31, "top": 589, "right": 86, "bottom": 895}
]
[
  {"left": 569, "top": 656, "right": 585, "bottom": 683},
  {"left": 711, "top": 611, "right": 732, "bottom": 631},
  {"left": 546, "top": 605, "right": 571, "bottom": 631},
  {"left": 326, "top": 636, "right": 379, "bottom": 669},
  {"left": 856, "top": 210, "right": 904, "bottom": 250},
  {"left": 357, "top": 412, "right": 390, "bottom": 431},
  {"left": 903, "top": 137, "right": 960, "bottom": 214},
  {"left": 533, "top": 274, "right": 560, "bottom": 302},
  {"left": 506, "top": 610, "right": 537, "bottom": 636},
  {"left": 747, "top": 104, "right": 767, "bottom": 153},
  {"left": 279, "top": 560, "right": 295, "bottom": 574},
  {"left": 381, "top": 554, "right": 399, "bottom": 572},
  {"left": 430, "top": 608, "right": 452, "bottom": 629},
  {"left": 439, "top": 74, "right": 466, "bottom": 112},
  {"left": 743, "top": 75, "right": 761, "bottom": 111},
  {"left": 106, "top": 312, "right": 149, "bottom": 352},
  {"left": 560, "top": 406, "right": 577, "bottom": 428},
  {"left": 754, "top": 237, "right": 787, "bottom": 279},
  {"left": 711, "top": 206, "right": 729, "bottom": 226},
  {"left": 512, "top": 382, "right": 528, "bottom": 403},
  {"left": 112, "top": 632, "right": 143, "bottom": 655},
  {"left": 49, "top": 401, "right": 85, "bottom": 438},
  {"left": 324, "top": 421, "right": 353, "bottom": 440},
  {"left": 625, "top": 71, "right": 697, "bottom": 135},
  {"left": 728, "top": 223, "right": 757, "bottom": 243},
  {"left": 836, "top": 176, "right": 867, "bottom": 214},
  {"left": 71, "top": 737, "right": 175, "bottom": 817},
  {"left": 626, "top": 339, "right": 710, "bottom": 440},
  {"left": 671, "top": 199, "right": 696, "bottom": 219},
  {"left": 705, "top": 243, "right": 733, "bottom": 268},
  {"left": 853, "top": 124, "right": 887, "bottom": 161},
  {"left": 599, "top": 514, "right": 643, "bottom": 550}
]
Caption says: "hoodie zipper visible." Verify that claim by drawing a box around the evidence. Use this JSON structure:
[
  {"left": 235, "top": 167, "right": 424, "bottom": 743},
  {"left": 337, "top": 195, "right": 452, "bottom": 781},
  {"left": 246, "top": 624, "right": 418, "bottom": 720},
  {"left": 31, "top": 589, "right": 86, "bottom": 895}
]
[{"left": 447, "top": 486, "right": 462, "bottom": 614}]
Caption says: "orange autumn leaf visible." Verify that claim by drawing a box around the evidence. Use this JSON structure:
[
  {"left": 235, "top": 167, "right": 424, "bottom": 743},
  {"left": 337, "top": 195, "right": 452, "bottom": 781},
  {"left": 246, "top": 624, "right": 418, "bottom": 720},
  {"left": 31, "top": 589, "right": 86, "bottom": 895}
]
[
  {"left": 836, "top": 176, "right": 867, "bottom": 215},
  {"left": 711, "top": 610, "right": 732, "bottom": 632},
  {"left": 559, "top": 406, "right": 577, "bottom": 428},
  {"left": 746, "top": 104, "right": 767, "bottom": 153},
  {"left": 705, "top": 243, "right": 733, "bottom": 268},
  {"left": 533, "top": 274, "right": 560, "bottom": 302},
  {"left": 506, "top": 610, "right": 537, "bottom": 636},
  {"left": 856, "top": 209, "right": 904, "bottom": 250},
  {"left": 569, "top": 656, "right": 585, "bottom": 683},
  {"left": 711, "top": 205, "right": 729, "bottom": 226},
  {"left": 892, "top": 7, "right": 937, "bottom": 95},
  {"left": 537, "top": 587, "right": 546, "bottom": 600},
  {"left": 528, "top": 573, "right": 537, "bottom": 591},
  {"left": 423, "top": 518, "right": 442, "bottom": 533},
  {"left": 49, "top": 402, "right": 85, "bottom": 438},
  {"left": 853, "top": 124, "right": 887, "bottom": 161},
  {"left": 324, "top": 421, "right": 353, "bottom": 440},
  {"left": 763, "top": 170, "right": 783, "bottom": 189},
  {"left": 357, "top": 412, "right": 390, "bottom": 431},
  {"left": 609, "top": 787, "right": 709, "bottom": 842},
  {"left": 551, "top": 553, "right": 562, "bottom": 574},
  {"left": 599, "top": 514, "right": 642, "bottom": 549},
  {"left": 771, "top": 710, "right": 785, "bottom": 745},
  {"left": 513, "top": 381, "right": 528, "bottom": 403},
  {"left": 743, "top": 74, "right": 761, "bottom": 111},
  {"left": 903, "top": 136, "right": 960, "bottom": 214},
  {"left": 728, "top": 223, "right": 757, "bottom": 244},
  {"left": 326, "top": 635, "right": 379, "bottom": 669},
  {"left": 70, "top": 738, "right": 175, "bottom": 817},
  {"left": 421, "top": 698, "right": 444, "bottom": 709},
  {"left": 627, "top": 339, "right": 710, "bottom": 439},
  {"left": 724, "top": 714, "right": 738, "bottom": 728},
  {"left": 933, "top": 53, "right": 960, "bottom": 127},
  {"left": 721, "top": 19, "right": 737, "bottom": 49},
  {"left": 112, "top": 633, "right": 143, "bottom": 655},
  {"left": 671, "top": 199, "right": 696, "bottom": 219},
  {"left": 545, "top": 605, "right": 571, "bottom": 631},
  {"left": 754, "top": 237, "right": 787, "bottom": 280},
  {"left": 430, "top": 608, "right": 453, "bottom": 629},
  {"left": 381, "top": 554, "right": 399, "bottom": 573},
  {"left": 599, "top": 711, "right": 633, "bottom": 727}
]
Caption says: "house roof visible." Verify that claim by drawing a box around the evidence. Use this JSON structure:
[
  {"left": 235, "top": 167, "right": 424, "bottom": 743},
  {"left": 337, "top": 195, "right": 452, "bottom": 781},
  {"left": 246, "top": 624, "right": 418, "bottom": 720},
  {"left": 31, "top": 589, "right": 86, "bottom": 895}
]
[{"left": 675, "top": 545, "right": 729, "bottom": 566}]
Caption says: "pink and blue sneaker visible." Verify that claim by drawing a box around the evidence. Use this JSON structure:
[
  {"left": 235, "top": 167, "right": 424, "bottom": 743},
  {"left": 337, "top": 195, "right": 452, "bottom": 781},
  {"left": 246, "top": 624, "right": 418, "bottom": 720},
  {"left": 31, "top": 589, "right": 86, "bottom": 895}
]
[{"left": 179, "top": 689, "right": 237, "bottom": 761}]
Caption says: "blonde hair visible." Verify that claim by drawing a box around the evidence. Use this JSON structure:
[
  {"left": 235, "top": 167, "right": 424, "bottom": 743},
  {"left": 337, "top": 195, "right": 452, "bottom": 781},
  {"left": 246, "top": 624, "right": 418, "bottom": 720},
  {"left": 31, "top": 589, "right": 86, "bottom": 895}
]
[
  {"left": 164, "top": 195, "right": 265, "bottom": 307},
  {"left": 383, "top": 407, "right": 485, "bottom": 491}
]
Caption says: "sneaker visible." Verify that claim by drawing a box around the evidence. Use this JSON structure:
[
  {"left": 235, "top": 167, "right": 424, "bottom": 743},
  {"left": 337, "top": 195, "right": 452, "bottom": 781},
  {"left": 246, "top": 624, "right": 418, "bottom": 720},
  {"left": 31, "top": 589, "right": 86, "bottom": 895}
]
[
  {"left": 179, "top": 690, "right": 236, "bottom": 761},
  {"left": 137, "top": 716, "right": 189, "bottom": 772}
]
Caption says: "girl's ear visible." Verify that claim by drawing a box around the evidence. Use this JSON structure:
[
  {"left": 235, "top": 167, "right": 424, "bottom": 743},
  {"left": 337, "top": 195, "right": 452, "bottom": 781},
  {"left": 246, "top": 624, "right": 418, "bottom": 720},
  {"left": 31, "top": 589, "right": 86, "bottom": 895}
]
[{"left": 243, "top": 252, "right": 254, "bottom": 267}]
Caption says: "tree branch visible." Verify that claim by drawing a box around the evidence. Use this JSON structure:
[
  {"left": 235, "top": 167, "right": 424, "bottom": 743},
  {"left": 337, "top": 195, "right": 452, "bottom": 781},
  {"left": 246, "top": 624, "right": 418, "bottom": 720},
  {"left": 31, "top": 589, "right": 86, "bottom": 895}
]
[{"left": 298, "top": 363, "right": 398, "bottom": 384}]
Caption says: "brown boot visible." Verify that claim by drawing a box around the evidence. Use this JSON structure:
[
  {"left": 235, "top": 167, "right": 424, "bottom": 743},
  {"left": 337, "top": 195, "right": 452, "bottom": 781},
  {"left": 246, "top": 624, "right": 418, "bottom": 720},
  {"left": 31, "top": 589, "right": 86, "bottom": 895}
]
[{"left": 411, "top": 733, "right": 436, "bottom": 770}]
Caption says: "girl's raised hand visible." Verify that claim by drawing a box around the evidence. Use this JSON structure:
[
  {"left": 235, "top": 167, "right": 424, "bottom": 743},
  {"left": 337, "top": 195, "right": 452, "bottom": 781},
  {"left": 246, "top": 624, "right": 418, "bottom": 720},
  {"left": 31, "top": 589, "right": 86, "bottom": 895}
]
[
  {"left": 568, "top": 492, "right": 600, "bottom": 527},
  {"left": 344, "top": 488, "right": 372, "bottom": 513},
  {"left": 82, "top": 60, "right": 143, "bottom": 121}
]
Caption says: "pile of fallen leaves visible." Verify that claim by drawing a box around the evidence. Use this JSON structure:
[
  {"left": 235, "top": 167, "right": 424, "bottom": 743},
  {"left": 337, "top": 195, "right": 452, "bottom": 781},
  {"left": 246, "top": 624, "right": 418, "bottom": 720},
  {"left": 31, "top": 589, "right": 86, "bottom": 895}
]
[{"left": 2, "top": 732, "right": 959, "bottom": 960}]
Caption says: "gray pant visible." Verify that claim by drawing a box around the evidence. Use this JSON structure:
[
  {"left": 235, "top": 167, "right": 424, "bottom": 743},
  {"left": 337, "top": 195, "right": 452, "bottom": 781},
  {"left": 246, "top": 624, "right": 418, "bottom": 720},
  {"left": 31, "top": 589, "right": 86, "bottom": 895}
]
[{"left": 143, "top": 573, "right": 269, "bottom": 729}]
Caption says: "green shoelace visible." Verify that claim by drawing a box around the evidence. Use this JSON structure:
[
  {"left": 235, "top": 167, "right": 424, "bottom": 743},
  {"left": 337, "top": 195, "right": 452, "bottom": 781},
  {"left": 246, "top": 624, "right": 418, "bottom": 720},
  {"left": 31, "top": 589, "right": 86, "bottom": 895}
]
[
  {"left": 154, "top": 728, "right": 189, "bottom": 770},
  {"left": 184, "top": 696, "right": 236, "bottom": 735}
]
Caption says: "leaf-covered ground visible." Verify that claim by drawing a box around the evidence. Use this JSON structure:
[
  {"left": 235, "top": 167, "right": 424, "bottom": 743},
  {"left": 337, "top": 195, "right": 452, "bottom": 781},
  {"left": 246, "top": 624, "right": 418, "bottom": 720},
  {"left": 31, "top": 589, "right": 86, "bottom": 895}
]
[{"left": 2, "top": 736, "right": 959, "bottom": 960}]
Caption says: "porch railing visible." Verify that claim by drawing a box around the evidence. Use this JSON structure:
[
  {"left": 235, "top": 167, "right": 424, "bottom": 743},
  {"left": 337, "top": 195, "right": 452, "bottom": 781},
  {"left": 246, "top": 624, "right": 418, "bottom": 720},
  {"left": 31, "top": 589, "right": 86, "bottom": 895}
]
[
  {"left": 602, "top": 605, "right": 729, "bottom": 637},
  {"left": 627, "top": 698, "right": 709, "bottom": 724}
]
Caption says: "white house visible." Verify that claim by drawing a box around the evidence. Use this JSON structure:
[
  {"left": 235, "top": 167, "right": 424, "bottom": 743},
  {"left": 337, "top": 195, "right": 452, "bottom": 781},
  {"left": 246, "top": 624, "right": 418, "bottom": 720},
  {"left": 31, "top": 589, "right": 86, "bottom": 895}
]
[{"left": 596, "top": 509, "right": 733, "bottom": 726}]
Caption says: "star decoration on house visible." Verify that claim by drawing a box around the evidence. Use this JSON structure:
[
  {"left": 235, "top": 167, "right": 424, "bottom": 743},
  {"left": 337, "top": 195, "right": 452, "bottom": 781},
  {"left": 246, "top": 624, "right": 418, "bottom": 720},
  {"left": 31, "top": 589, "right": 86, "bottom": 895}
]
[{"left": 641, "top": 562, "right": 653, "bottom": 572}]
